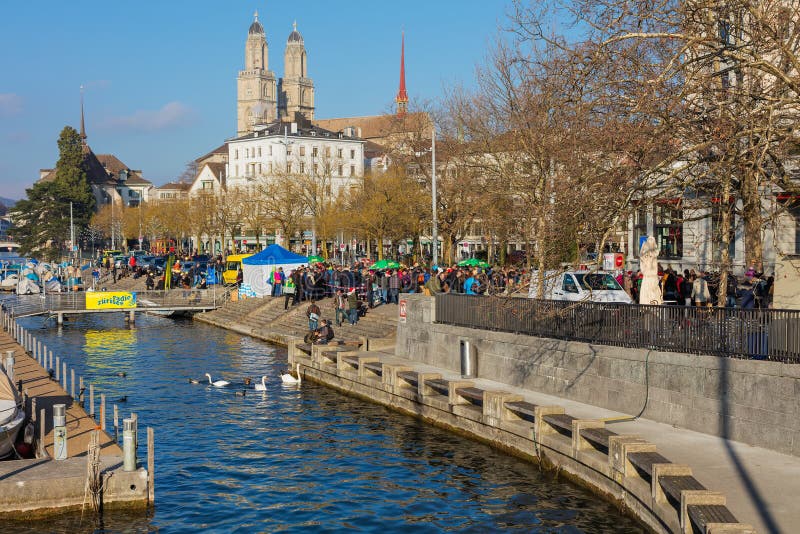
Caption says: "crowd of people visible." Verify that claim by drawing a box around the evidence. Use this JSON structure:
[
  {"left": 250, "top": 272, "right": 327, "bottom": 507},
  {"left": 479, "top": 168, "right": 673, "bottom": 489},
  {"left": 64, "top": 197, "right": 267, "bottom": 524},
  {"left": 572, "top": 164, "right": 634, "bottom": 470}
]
[{"left": 618, "top": 266, "right": 775, "bottom": 308}]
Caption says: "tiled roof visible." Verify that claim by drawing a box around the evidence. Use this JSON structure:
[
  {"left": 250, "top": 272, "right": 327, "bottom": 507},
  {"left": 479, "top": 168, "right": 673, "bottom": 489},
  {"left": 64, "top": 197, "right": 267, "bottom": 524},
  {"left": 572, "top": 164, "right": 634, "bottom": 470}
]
[
  {"left": 157, "top": 181, "right": 191, "bottom": 191},
  {"left": 314, "top": 112, "right": 429, "bottom": 141},
  {"left": 195, "top": 143, "right": 228, "bottom": 163},
  {"left": 39, "top": 149, "right": 151, "bottom": 187},
  {"left": 228, "top": 119, "right": 358, "bottom": 142}
]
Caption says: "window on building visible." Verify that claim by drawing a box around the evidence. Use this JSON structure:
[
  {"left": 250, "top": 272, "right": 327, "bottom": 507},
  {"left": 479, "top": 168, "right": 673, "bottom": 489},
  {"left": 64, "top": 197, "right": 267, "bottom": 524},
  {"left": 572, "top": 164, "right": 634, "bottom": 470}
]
[
  {"left": 350, "top": 149, "right": 355, "bottom": 159},
  {"left": 299, "top": 162, "right": 305, "bottom": 173},
  {"left": 258, "top": 147, "right": 262, "bottom": 157},
  {"left": 299, "top": 146, "right": 306, "bottom": 156},
  {"left": 338, "top": 164, "right": 343, "bottom": 176},
  {"left": 653, "top": 202, "right": 683, "bottom": 259},
  {"left": 268, "top": 162, "right": 273, "bottom": 173},
  {"left": 313, "top": 164, "right": 318, "bottom": 175},
  {"left": 258, "top": 163, "right": 262, "bottom": 175},
  {"left": 337, "top": 148, "right": 343, "bottom": 158},
  {"left": 790, "top": 203, "right": 800, "bottom": 255},
  {"left": 235, "top": 164, "right": 239, "bottom": 176},
  {"left": 633, "top": 206, "right": 647, "bottom": 257},
  {"left": 269, "top": 145, "right": 273, "bottom": 156},
  {"left": 202, "top": 181, "right": 213, "bottom": 190},
  {"left": 325, "top": 147, "right": 331, "bottom": 157},
  {"left": 350, "top": 165, "right": 355, "bottom": 176},
  {"left": 287, "top": 163, "right": 292, "bottom": 173},
  {"left": 312, "top": 147, "right": 318, "bottom": 157},
  {"left": 287, "top": 145, "right": 293, "bottom": 156},
  {"left": 235, "top": 149, "right": 239, "bottom": 159},
  {"left": 245, "top": 148, "right": 249, "bottom": 158}
]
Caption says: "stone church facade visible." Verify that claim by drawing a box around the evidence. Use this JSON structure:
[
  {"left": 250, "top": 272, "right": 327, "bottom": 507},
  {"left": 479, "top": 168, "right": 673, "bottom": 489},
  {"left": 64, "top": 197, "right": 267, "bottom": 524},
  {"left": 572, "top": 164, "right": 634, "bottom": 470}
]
[{"left": 237, "top": 12, "right": 315, "bottom": 136}]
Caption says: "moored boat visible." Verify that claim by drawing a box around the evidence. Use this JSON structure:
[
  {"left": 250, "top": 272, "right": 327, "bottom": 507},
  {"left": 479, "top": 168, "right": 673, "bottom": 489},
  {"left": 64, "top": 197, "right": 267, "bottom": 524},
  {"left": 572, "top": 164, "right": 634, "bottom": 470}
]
[{"left": 0, "top": 366, "right": 24, "bottom": 459}]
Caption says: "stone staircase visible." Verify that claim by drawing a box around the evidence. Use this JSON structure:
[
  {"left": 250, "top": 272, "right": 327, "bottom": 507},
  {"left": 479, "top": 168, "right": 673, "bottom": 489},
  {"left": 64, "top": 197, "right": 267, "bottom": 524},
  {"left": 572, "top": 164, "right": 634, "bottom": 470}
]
[{"left": 195, "top": 295, "right": 397, "bottom": 345}]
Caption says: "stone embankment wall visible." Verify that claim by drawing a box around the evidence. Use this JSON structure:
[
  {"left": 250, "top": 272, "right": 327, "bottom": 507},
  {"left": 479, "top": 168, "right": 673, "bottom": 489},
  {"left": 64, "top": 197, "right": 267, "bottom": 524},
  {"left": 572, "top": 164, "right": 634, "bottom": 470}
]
[{"left": 396, "top": 295, "right": 800, "bottom": 456}]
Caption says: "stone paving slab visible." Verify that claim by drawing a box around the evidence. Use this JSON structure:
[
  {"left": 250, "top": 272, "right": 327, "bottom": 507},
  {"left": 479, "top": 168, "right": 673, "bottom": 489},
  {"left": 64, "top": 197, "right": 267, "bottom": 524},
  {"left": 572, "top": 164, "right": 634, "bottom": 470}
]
[
  {"left": 0, "top": 332, "right": 121, "bottom": 458},
  {"left": 389, "top": 354, "right": 798, "bottom": 534}
]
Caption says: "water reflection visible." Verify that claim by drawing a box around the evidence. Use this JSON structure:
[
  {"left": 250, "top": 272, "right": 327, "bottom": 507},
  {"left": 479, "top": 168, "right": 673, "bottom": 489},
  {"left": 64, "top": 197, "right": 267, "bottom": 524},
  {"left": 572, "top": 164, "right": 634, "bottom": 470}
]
[{"left": 6, "top": 314, "right": 644, "bottom": 533}]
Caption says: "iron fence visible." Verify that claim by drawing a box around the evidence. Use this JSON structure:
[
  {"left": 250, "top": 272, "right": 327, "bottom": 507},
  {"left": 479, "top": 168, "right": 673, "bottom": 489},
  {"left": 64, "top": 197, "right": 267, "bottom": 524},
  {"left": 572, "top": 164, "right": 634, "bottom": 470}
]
[{"left": 435, "top": 294, "right": 800, "bottom": 362}]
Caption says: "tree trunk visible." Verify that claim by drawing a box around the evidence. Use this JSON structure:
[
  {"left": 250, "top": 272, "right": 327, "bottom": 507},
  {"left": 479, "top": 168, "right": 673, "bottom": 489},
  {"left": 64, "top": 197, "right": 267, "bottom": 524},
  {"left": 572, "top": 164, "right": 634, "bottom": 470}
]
[{"left": 740, "top": 171, "right": 763, "bottom": 271}]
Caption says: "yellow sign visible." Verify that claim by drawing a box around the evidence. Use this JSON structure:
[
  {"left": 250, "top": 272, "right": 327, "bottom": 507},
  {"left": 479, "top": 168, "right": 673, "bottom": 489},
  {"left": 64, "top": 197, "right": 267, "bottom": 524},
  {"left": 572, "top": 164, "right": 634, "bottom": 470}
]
[{"left": 85, "top": 291, "right": 137, "bottom": 310}]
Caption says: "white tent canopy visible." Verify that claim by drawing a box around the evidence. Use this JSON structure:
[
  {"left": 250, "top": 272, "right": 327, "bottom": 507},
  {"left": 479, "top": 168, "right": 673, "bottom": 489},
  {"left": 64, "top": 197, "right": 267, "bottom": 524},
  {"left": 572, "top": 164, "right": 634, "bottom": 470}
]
[{"left": 241, "top": 245, "right": 308, "bottom": 297}]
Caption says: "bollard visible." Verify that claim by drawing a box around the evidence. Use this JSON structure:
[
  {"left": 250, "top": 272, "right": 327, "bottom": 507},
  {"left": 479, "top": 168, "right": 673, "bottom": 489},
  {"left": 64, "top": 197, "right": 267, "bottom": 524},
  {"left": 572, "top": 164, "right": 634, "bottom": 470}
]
[
  {"left": 4, "top": 350, "right": 13, "bottom": 384},
  {"left": 89, "top": 384, "right": 95, "bottom": 418},
  {"left": 459, "top": 339, "right": 478, "bottom": 379},
  {"left": 100, "top": 394, "right": 106, "bottom": 431},
  {"left": 71, "top": 369, "right": 75, "bottom": 399},
  {"left": 131, "top": 412, "right": 138, "bottom": 454},
  {"left": 123, "top": 418, "right": 136, "bottom": 471},
  {"left": 53, "top": 404, "right": 67, "bottom": 460},
  {"left": 114, "top": 404, "right": 119, "bottom": 442},
  {"left": 147, "top": 427, "right": 155, "bottom": 503}
]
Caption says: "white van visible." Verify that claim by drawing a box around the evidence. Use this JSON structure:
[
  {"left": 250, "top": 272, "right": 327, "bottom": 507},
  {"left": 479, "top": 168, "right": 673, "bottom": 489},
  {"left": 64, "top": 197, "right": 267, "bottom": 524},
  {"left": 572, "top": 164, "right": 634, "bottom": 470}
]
[{"left": 528, "top": 270, "right": 632, "bottom": 304}]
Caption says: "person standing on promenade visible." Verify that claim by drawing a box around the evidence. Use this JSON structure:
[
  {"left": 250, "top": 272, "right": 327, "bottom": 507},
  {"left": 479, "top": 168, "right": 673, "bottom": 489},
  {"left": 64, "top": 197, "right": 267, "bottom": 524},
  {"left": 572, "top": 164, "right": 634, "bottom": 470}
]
[
  {"left": 292, "top": 268, "right": 302, "bottom": 306},
  {"left": 334, "top": 289, "right": 348, "bottom": 326},
  {"left": 388, "top": 270, "right": 399, "bottom": 304},
  {"left": 284, "top": 272, "right": 296, "bottom": 310},
  {"left": 347, "top": 289, "right": 359, "bottom": 325},
  {"left": 692, "top": 271, "right": 711, "bottom": 307},
  {"left": 306, "top": 300, "right": 321, "bottom": 332},
  {"left": 272, "top": 267, "right": 284, "bottom": 297}
]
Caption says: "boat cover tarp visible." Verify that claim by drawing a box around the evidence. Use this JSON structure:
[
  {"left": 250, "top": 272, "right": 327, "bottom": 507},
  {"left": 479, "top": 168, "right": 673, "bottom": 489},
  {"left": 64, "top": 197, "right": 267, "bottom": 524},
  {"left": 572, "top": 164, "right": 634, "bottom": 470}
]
[{"left": 0, "top": 366, "right": 20, "bottom": 404}]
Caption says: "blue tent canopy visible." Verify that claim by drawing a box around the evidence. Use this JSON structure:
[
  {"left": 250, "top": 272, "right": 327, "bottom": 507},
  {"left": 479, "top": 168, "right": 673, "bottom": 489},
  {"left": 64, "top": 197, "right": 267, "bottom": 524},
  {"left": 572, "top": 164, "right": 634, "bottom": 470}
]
[{"left": 242, "top": 244, "right": 308, "bottom": 265}]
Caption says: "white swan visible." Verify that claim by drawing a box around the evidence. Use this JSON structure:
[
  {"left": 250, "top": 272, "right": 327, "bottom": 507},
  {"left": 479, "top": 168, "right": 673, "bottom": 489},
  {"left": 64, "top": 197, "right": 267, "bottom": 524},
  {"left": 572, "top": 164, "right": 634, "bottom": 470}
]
[
  {"left": 254, "top": 375, "right": 267, "bottom": 391},
  {"left": 281, "top": 364, "right": 301, "bottom": 385},
  {"left": 205, "top": 373, "right": 230, "bottom": 387}
]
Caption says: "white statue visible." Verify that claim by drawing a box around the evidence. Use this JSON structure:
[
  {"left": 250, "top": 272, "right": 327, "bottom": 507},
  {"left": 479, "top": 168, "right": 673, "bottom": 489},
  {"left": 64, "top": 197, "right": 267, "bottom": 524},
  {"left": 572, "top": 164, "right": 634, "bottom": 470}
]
[{"left": 639, "top": 236, "right": 662, "bottom": 305}]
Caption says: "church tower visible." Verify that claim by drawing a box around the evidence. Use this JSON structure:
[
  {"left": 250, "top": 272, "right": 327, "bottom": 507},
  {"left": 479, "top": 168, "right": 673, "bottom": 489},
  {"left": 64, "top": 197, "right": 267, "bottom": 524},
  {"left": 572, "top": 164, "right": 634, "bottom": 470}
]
[
  {"left": 237, "top": 11, "right": 278, "bottom": 136},
  {"left": 279, "top": 22, "right": 315, "bottom": 122},
  {"left": 395, "top": 32, "right": 409, "bottom": 117}
]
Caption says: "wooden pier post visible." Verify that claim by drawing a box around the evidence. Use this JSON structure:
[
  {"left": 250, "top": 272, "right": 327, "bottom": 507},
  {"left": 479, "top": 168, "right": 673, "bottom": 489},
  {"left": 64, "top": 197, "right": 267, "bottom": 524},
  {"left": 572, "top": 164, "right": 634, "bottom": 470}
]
[
  {"left": 38, "top": 408, "right": 45, "bottom": 458},
  {"left": 114, "top": 404, "right": 119, "bottom": 442},
  {"left": 79, "top": 376, "right": 85, "bottom": 407},
  {"left": 48, "top": 350, "right": 53, "bottom": 372},
  {"left": 89, "top": 384, "right": 95, "bottom": 418},
  {"left": 100, "top": 394, "right": 106, "bottom": 431},
  {"left": 61, "top": 362, "right": 67, "bottom": 391},
  {"left": 70, "top": 369, "right": 75, "bottom": 399},
  {"left": 147, "top": 427, "right": 155, "bottom": 504},
  {"left": 55, "top": 356, "right": 60, "bottom": 380}
]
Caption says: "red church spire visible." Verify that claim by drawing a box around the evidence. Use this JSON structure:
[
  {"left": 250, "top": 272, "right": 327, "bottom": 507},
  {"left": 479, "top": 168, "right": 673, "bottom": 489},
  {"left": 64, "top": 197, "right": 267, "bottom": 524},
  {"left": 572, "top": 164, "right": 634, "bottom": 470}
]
[{"left": 395, "top": 32, "right": 408, "bottom": 117}]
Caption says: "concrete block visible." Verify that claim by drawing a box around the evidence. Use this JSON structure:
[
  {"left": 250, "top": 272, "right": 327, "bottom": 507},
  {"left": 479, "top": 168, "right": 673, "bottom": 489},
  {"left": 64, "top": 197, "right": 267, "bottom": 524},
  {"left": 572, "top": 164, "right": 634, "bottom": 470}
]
[
  {"left": 381, "top": 364, "right": 413, "bottom": 391},
  {"left": 571, "top": 419, "right": 606, "bottom": 457},
  {"left": 365, "top": 337, "right": 396, "bottom": 352},
  {"left": 652, "top": 464, "right": 692, "bottom": 504},
  {"left": 482, "top": 391, "right": 522, "bottom": 422},
  {"left": 417, "top": 373, "right": 443, "bottom": 397},
  {"left": 608, "top": 435, "right": 651, "bottom": 478},
  {"left": 680, "top": 491, "right": 725, "bottom": 534},
  {"left": 533, "top": 405, "right": 565, "bottom": 441},
  {"left": 287, "top": 338, "right": 299, "bottom": 364},
  {"left": 704, "top": 524, "right": 756, "bottom": 534},
  {"left": 335, "top": 350, "right": 360, "bottom": 372},
  {"left": 357, "top": 356, "right": 381, "bottom": 379},
  {"left": 448, "top": 380, "right": 476, "bottom": 406}
]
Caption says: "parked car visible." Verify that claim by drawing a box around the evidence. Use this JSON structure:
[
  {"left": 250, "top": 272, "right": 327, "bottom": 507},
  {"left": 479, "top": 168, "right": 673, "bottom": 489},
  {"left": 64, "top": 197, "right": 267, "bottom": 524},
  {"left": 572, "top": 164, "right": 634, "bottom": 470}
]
[{"left": 528, "top": 270, "right": 632, "bottom": 304}]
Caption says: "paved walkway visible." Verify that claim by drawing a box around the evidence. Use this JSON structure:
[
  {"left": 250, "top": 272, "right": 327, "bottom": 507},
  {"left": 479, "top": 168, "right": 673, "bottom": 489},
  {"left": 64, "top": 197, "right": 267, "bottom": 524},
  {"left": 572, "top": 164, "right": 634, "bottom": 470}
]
[
  {"left": 0, "top": 332, "right": 120, "bottom": 459},
  {"left": 398, "top": 357, "right": 797, "bottom": 534}
]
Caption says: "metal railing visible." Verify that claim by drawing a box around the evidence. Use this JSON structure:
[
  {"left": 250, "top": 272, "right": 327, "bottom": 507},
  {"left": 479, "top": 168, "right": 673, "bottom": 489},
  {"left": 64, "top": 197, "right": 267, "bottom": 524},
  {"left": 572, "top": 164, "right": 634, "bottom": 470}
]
[
  {"left": 2, "top": 288, "right": 229, "bottom": 318},
  {"left": 435, "top": 293, "right": 800, "bottom": 362}
]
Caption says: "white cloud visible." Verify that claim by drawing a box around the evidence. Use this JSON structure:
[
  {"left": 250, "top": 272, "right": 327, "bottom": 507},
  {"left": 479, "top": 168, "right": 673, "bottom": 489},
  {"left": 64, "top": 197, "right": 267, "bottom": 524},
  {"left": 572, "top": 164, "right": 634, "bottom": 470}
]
[
  {"left": 103, "top": 101, "right": 195, "bottom": 132},
  {"left": 0, "top": 94, "right": 23, "bottom": 116}
]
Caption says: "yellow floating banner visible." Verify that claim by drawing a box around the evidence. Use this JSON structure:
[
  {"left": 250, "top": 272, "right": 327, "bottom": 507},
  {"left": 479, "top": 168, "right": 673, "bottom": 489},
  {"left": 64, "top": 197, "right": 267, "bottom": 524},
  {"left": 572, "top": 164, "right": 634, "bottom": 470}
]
[{"left": 85, "top": 291, "right": 137, "bottom": 310}]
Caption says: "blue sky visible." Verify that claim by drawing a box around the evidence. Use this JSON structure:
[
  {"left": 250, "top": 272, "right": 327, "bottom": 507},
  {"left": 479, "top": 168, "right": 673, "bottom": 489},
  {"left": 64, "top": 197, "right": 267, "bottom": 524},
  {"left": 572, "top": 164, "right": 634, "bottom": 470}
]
[{"left": 0, "top": 1, "right": 512, "bottom": 199}]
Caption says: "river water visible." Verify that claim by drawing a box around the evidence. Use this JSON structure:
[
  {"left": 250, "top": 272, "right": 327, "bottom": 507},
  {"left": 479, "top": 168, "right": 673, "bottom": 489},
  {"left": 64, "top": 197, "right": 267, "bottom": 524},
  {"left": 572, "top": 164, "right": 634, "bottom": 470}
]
[{"left": 7, "top": 314, "right": 643, "bottom": 533}]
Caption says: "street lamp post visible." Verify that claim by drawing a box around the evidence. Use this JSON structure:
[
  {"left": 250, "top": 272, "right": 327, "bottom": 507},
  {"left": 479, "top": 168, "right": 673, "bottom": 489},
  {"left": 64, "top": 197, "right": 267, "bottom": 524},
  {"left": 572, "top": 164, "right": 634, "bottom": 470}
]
[{"left": 431, "top": 125, "right": 438, "bottom": 266}]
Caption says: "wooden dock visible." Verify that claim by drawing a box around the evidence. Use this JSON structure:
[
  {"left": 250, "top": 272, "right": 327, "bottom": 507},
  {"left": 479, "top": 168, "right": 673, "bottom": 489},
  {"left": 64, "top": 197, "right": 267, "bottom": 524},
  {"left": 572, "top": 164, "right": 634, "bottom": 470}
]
[{"left": 0, "top": 315, "right": 151, "bottom": 518}]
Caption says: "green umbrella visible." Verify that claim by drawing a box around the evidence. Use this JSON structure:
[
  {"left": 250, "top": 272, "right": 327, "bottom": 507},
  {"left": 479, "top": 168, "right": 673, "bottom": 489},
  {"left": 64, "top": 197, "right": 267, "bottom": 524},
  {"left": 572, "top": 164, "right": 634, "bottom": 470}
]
[
  {"left": 307, "top": 255, "right": 325, "bottom": 264},
  {"left": 370, "top": 259, "right": 401, "bottom": 270},
  {"left": 458, "top": 258, "right": 490, "bottom": 268}
]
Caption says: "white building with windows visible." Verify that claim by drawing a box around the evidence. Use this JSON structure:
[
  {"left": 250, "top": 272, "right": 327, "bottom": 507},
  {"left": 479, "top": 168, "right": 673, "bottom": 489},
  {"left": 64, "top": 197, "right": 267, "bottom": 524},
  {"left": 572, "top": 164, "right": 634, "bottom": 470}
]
[{"left": 225, "top": 120, "right": 364, "bottom": 196}]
